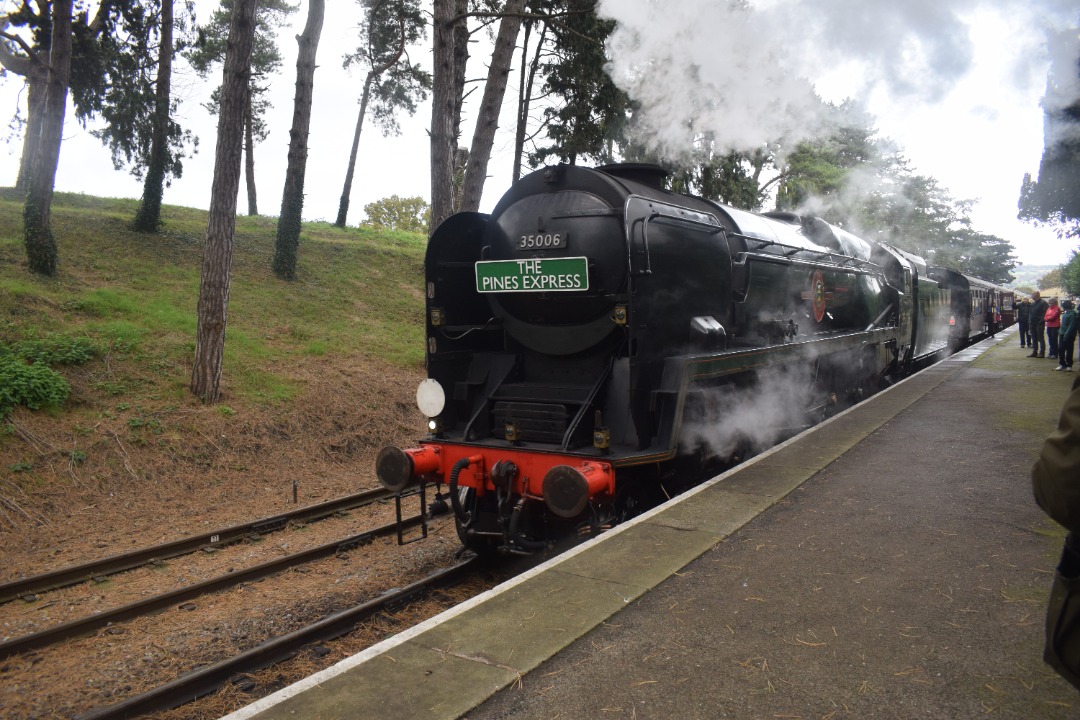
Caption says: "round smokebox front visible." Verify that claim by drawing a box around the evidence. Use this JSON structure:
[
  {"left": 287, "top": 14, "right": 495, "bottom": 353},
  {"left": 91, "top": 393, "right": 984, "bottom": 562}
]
[{"left": 481, "top": 191, "right": 626, "bottom": 355}]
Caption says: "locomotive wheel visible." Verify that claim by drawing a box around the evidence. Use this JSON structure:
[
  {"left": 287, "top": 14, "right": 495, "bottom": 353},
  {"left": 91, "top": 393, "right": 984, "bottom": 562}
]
[
  {"left": 613, "top": 469, "right": 667, "bottom": 523},
  {"left": 453, "top": 487, "right": 501, "bottom": 557}
]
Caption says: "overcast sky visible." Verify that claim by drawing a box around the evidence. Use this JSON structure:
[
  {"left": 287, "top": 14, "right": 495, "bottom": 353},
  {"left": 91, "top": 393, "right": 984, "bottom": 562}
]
[{"left": 1, "top": 0, "right": 1077, "bottom": 270}]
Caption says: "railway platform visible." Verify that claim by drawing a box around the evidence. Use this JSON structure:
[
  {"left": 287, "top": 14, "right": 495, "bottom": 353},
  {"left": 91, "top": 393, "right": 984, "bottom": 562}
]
[{"left": 224, "top": 328, "right": 1079, "bottom": 720}]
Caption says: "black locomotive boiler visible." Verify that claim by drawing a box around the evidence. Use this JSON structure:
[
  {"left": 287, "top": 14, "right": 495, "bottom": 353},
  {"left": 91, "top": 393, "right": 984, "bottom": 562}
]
[{"left": 376, "top": 163, "right": 1005, "bottom": 555}]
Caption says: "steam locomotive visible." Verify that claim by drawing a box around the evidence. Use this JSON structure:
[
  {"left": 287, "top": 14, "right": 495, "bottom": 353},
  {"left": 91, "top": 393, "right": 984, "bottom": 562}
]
[{"left": 376, "top": 163, "right": 1014, "bottom": 555}]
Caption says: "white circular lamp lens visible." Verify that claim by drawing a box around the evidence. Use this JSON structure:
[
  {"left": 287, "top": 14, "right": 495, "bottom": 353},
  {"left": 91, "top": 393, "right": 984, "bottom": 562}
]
[{"left": 416, "top": 379, "right": 446, "bottom": 418}]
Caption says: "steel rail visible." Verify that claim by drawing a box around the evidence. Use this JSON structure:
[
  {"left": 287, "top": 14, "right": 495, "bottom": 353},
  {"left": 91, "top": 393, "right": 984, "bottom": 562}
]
[
  {"left": 73, "top": 558, "right": 478, "bottom": 720},
  {"left": 0, "top": 512, "right": 429, "bottom": 660},
  {"left": 0, "top": 487, "right": 398, "bottom": 604}
]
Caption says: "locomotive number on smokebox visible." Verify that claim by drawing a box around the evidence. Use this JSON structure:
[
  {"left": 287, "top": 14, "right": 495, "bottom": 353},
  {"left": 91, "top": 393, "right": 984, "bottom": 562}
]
[{"left": 519, "top": 232, "right": 565, "bottom": 249}]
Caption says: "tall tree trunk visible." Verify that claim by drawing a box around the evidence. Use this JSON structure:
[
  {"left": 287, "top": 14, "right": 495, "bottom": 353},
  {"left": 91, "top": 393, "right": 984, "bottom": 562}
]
[
  {"left": 513, "top": 20, "right": 546, "bottom": 183},
  {"left": 0, "top": 12, "right": 50, "bottom": 195},
  {"left": 16, "top": 72, "right": 48, "bottom": 194},
  {"left": 273, "top": 0, "right": 325, "bottom": 281},
  {"left": 335, "top": 74, "right": 375, "bottom": 228},
  {"left": 134, "top": 0, "right": 174, "bottom": 232},
  {"left": 459, "top": 0, "right": 525, "bottom": 212},
  {"left": 191, "top": 0, "right": 259, "bottom": 404},
  {"left": 429, "top": 0, "right": 459, "bottom": 234},
  {"left": 450, "top": 1, "right": 468, "bottom": 144},
  {"left": 23, "top": 0, "right": 72, "bottom": 277},
  {"left": 244, "top": 95, "right": 258, "bottom": 215},
  {"left": 512, "top": 19, "right": 531, "bottom": 183}
]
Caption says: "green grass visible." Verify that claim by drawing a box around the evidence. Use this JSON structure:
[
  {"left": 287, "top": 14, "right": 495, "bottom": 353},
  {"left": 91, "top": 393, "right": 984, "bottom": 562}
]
[{"left": 0, "top": 189, "right": 428, "bottom": 408}]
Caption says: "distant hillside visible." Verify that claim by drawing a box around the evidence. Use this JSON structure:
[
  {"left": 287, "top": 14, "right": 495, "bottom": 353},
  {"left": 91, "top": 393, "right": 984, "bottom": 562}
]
[{"left": 1011, "top": 264, "right": 1059, "bottom": 289}]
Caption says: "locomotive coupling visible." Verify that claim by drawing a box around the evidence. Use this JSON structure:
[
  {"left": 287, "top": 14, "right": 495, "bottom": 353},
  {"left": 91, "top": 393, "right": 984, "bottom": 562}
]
[
  {"left": 542, "top": 462, "right": 615, "bottom": 518},
  {"left": 376, "top": 445, "right": 441, "bottom": 493}
]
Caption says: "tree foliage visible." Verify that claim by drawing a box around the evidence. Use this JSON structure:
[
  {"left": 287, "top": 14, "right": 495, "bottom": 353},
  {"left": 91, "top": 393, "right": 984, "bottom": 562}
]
[
  {"left": 184, "top": 0, "right": 295, "bottom": 138},
  {"left": 2, "top": 1, "right": 113, "bottom": 190},
  {"left": 343, "top": 0, "right": 430, "bottom": 136},
  {"left": 2, "top": 1, "right": 188, "bottom": 273},
  {"left": 631, "top": 139, "right": 770, "bottom": 210},
  {"left": 1017, "top": 27, "right": 1080, "bottom": 241},
  {"left": 185, "top": 0, "right": 297, "bottom": 215},
  {"left": 1062, "top": 251, "right": 1080, "bottom": 296},
  {"left": 529, "top": 0, "right": 629, "bottom": 168},
  {"left": 760, "top": 105, "right": 1018, "bottom": 283},
  {"left": 773, "top": 108, "right": 878, "bottom": 212},
  {"left": 91, "top": 1, "right": 197, "bottom": 189},
  {"left": 1, "top": 1, "right": 197, "bottom": 190},
  {"left": 1040, "top": 266, "right": 1064, "bottom": 291},
  {"left": 362, "top": 194, "right": 429, "bottom": 233}
]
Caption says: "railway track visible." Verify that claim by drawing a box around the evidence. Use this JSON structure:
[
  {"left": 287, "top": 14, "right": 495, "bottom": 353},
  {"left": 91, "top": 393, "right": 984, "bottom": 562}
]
[
  {"left": 0, "top": 486, "right": 403, "bottom": 604},
  {"left": 72, "top": 558, "right": 480, "bottom": 720},
  {"left": 0, "top": 510, "right": 430, "bottom": 659}
]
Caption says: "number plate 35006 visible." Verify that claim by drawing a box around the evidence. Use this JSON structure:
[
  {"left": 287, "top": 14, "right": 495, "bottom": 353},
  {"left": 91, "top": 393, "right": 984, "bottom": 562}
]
[{"left": 518, "top": 232, "right": 566, "bottom": 249}]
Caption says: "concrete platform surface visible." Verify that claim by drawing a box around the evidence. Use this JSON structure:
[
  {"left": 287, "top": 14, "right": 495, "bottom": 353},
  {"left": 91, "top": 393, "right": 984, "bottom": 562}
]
[{"left": 224, "top": 329, "right": 1079, "bottom": 720}]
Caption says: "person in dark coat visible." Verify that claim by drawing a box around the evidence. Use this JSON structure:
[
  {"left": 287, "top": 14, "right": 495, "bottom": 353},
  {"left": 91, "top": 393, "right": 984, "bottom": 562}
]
[
  {"left": 1035, "top": 375, "right": 1080, "bottom": 529},
  {"left": 1034, "top": 375, "right": 1080, "bottom": 688},
  {"left": 1032, "top": 291, "right": 1050, "bottom": 358},
  {"left": 1019, "top": 299, "right": 1032, "bottom": 348},
  {"left": 1060, "top": 300, "right": 1078, "bottom": 372}
]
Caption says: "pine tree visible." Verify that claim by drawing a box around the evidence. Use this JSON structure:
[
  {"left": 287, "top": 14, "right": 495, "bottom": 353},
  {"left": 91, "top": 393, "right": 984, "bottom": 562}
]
[
  {"left": 335, "top": 0, "right": 430, "bottom": 228},
  {"left": 185, "top": 0, "right": 298, "bottom": 216},
  {"left": 273, "top": 0, "right": 326, "bottom": 281},
  {"left": 191, "top": 0, "right": 259, "bottom": 404}
]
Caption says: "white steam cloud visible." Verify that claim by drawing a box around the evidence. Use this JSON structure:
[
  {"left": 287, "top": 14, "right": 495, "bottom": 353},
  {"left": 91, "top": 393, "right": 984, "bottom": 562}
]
[
  {"left": 681, "top": 365, "right": 820, "bottom": 462},
  {"left": 597, "top": 0, "right": 1079, "bottom": 161}
]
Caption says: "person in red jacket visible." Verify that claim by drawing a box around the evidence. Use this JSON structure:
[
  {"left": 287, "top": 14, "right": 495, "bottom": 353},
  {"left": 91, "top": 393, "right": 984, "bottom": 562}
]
[{"left": 1047, "top": 297, "right": 1063, "bottom": 360}]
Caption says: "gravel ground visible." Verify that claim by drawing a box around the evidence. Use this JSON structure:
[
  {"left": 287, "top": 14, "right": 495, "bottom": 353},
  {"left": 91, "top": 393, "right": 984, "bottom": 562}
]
[{"left": 0, "top": 356, "right": 498, "bottom": 719}]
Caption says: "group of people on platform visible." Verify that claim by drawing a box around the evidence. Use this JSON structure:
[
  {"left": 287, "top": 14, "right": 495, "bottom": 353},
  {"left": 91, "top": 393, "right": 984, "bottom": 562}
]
[{"left": 1017, "top": 291, "right": 1079, "bottom": 371}]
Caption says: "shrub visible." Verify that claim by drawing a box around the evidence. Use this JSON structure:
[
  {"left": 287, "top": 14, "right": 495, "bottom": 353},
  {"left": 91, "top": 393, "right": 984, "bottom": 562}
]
[
  {"left": 361, "top": 195, "right": 430, "bottom": 233},
  {"left": 11, "top": 335, "right": 98, "bottom": 365},
  {"left": 0, "top": 356, "right": 71, "bottom": 415}
]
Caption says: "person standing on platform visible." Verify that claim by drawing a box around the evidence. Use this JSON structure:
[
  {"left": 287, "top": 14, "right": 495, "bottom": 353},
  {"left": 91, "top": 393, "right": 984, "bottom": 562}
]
[
  {"left": 1048, "top": 298, "right": 1063, "bottom": 361},
  {"left": 1032, "top": 292, "right": 1050, "bottom": 358},
  {"left": 1058, "top": 300, "right": 1077, "bottom": 372},
  {"left": 1019, "top": 298, "right": 1032, "bottom": 348},
  {"left": 1033, "top": 375, "right": 1080, "bottom": 689}
]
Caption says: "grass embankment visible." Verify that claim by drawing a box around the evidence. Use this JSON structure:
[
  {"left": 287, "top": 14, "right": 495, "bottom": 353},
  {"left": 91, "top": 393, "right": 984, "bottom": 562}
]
[{"left": 0, "top": 191, "right": 429, "bottom": 548}]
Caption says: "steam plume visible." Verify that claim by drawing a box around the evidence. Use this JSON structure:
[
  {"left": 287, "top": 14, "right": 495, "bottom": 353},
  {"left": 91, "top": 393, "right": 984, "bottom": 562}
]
[{"left": 597, "top": 0, "right": 1080, "bottom": 160}]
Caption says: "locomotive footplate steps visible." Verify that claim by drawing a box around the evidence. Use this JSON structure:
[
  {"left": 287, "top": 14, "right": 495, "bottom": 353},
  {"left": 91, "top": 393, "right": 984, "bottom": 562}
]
[
  {"left": 393, "top": 483, "right": 429, "bottom": 545},
  {"left": 223, "top": 328, "right": 1077, "bottom": 720}
]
